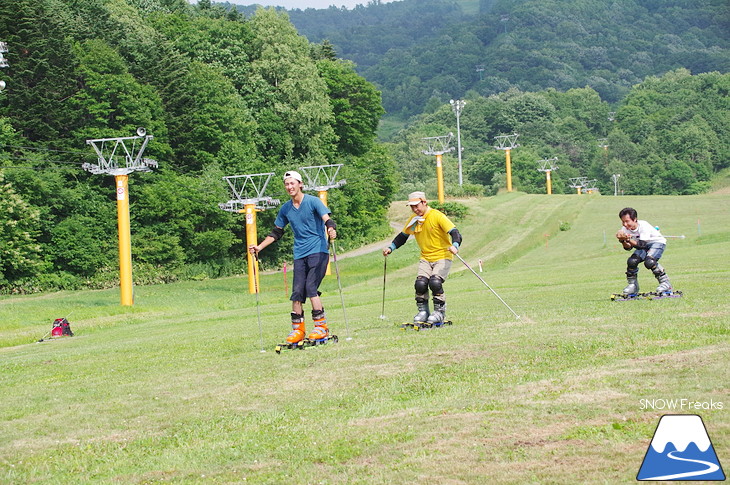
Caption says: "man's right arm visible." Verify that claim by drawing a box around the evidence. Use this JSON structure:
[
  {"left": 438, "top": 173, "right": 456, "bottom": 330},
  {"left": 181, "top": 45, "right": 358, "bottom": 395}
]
[
  {"left": 383, "top": 232, "right": 409, "bottom": 255},
  {"left": 250, "top": 226, "right": 284, "bottom": 253}
]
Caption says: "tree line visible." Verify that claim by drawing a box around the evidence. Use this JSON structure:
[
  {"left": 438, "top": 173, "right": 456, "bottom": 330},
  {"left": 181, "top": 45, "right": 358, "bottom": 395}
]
[
  {"left": 388, "top": 69, "right": 729, "bottom": 200},
  {"left": 277, "top": 0, "right": 729, "bottom": 118},
  {"left": 1, "top": 0, "right": 727, "bottom": 294},
  {"left": 0, "top": 0, "right": 396, "bottom": 293}
]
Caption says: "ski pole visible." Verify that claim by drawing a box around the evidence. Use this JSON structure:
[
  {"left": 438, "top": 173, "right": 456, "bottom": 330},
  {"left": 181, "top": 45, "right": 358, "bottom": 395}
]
[
  {"left": 455, "top": 253, "right": 521, "bottom": 320},
  {"left": 251, "top": 252, "right": 266, "bottom": 353},
  {"left": 330, "top": 240, "right": 352, "bottom": 340},
  {"left": 379, "top": 255, "right": 387, "bottom": 320},
  {"left": 663, "top": 235, "right": 686, "bottom": 239}
]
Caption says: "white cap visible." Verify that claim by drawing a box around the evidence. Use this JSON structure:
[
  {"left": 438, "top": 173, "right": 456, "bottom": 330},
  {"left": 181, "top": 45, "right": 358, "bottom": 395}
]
[
  {"left": 283, "top": 170, "right": 303, "bottom": 183},
  {"left": 406, "top": 191, "right": 427, "bottom": 206}
]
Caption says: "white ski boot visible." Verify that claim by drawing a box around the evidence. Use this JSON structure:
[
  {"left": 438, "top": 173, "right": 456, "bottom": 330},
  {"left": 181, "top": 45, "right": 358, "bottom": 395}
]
[
  {"left": 426, "top": 298, "right": 446, "bottom": 325},
  {"left": 622, "top": 276, "right": 639, "bottom": 295},
  {"left": 654, "top": 267, "right": 672, "bottom": 293},
  {"left": 413, "top": 300, "right": 429, "bottom": 324}
]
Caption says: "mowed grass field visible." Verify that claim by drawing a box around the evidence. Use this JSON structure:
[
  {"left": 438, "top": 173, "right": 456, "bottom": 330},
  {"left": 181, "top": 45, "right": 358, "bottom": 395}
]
[{"left": 1, "top": 192, "right": 728, "bottom": 484}]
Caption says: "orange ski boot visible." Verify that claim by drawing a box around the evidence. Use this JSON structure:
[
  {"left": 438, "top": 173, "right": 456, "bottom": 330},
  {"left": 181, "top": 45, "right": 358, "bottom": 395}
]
[
  {"left": 308, "top": 308, "right": 329, "bottom": 340},
  {"left": 286, "top": 312, "right": 306, "bottom": 344}
]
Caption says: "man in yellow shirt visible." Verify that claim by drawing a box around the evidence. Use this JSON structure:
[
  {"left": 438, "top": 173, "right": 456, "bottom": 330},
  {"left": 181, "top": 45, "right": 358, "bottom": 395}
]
[{"left": 383, "top": 191, "right": 462, "bottom": 325}]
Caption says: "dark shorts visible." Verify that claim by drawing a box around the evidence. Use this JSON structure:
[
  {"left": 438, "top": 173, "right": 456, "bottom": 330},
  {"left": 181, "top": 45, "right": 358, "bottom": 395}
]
[{"left": 291, "top": 252, "right": 330, "bottom": 303}]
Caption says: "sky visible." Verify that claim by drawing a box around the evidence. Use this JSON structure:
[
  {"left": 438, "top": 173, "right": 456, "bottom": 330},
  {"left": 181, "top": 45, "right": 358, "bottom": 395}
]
[{"left": 203, "top": 0, "right": 397, "bottom": 10}]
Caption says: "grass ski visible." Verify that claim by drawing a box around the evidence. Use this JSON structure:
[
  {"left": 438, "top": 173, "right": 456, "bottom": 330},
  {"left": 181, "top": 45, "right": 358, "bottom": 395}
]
[
  {"left": 275, "top": 335, "right": 339, "bottom": 354},
  {"left": 400, "top": 321, "right": 453, "bottom": 331},
  {"left": 611, "top": 290, "right": 683, "bottom": 301},
  {"left": 647, "top": 290, "right": 683, "bottom": 300}
]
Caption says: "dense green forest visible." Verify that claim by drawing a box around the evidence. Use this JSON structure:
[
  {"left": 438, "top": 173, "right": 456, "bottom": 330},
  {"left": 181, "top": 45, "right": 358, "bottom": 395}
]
[
  {"left": 0, "top": 0, "right": 395, "bottom": 292},
  {"left": 233, "top": 0, "right": 730, "bottom": 118},
  {"left": 388, "top": 70, "right": 729, "bottom": 199},
  {"left": 0, "top": 0, "right": 728, "bottom": 293}
]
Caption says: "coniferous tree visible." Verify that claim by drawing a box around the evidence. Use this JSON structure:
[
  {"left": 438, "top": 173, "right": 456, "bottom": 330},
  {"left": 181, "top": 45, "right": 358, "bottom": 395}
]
[{"left": 0, "top": 0, "right": 83, "bottom": 146}]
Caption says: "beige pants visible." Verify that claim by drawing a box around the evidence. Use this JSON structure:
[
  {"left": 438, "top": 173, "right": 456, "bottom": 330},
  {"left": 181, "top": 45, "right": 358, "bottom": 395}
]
[{"left": 417, "top": 259, "right": 452, "bottom": 281}]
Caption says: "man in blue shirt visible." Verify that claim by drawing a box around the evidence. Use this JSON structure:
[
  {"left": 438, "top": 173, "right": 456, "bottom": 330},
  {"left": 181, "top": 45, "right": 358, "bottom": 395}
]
[{"left": 250, "top": 171, "right": 337, "bottom": 344}]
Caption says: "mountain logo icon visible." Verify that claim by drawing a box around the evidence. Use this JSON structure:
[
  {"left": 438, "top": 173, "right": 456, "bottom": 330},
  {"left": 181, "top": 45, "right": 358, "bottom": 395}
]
[{"left": 637, "top": 414, "right": 726, "bottom": 481}]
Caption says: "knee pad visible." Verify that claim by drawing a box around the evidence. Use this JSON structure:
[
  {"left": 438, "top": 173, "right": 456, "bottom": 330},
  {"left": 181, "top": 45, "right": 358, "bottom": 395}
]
[
  {"left": 644, "top": 256, "right": 658, "bottom": 271},
  {"left": 414, "top": 276, "right": 429, "bottom": 295},
  {"left": 428, "top": 275, "right": 444, "bottom": 295},
  {"left": 627, "top": 253, "right": 642, "bottom": 270},
  {"left": 650, "top": 262, "right": 665, "bottom": 276}
]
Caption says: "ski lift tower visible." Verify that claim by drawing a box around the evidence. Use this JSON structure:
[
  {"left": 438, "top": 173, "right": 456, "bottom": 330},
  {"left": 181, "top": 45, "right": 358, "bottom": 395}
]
[
  {"left": 494, "top": 133, "right": 520, "bottom": 192},
  {"left": 583, "top": 179, "right": 598, "bottom": 194},
  {"left": 475, "top": 65, "right": 484, "bottom": 81},
  {"left": 83, "top": 128, "right": 158, "bottom": 306},
  {"left": 220, "top": 173, "right": 280, "bottom": 294},
  {"left": 421, "top": 133, "right": 455, "bottom": 203},
  {"left": 537, "top": 157, "right": 558, "bottom": 195},
  {"left": 568, "top": 176, "right": 588, "bottom": 195},
  {"left": 299, "top": 164, "right": 346, "bottom": 208},
  {"left": 598, "top": 138, "right": 608, "bottom": 153},
  {"left": 299, "top": 164, "right": 346, "bottom": 276}
]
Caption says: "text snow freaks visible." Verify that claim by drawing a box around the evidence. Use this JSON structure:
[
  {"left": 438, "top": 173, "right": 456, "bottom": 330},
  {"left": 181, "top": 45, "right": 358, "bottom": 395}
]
[{"left": 640, "top": 399, "right": 724, "bottom": 411}]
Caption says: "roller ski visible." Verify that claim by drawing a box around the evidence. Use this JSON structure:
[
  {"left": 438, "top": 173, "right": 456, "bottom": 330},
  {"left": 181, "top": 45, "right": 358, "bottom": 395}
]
[
  {"left": 275, "top": 312, "right": 307, "bottom": 353},
  {"left": 402, "top": 320, "right": 453, "bottom": 331},
  {"left": 400, "top": 300, "right": 452, "bottom": 331},
  {"left": 646, "top": 289, "right": 683, "bottom": 299},
  {"left": 611, "top": 272, "right": 681, "bottom": 300},
  {"left": 611, "top": 292, "right": 653, "bottom": 301},
  {"left": 305, "top": 334, "right": 339, "bottom": 348},
  {"left": 612, "top": 275, "right": 645, "bottom": 301},
  {"left": 649, "top": 273, "right": 682, "bottom": 299},
  {"left": 274, "top": 340, "right": 305, "bottom": 352},
  {"left": 413, "top": 308, "right": 453, "bottom": 331},
  {"left": 275, "top": 310, "right": 338, "bottom": 353},
  {"left": 274, "top": 334, "right": 339, "bottom": 353}
]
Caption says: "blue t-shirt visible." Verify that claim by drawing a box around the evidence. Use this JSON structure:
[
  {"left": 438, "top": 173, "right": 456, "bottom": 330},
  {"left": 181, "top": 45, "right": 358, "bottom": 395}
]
[{"left": 275, "top": 194, "right": 331, "bottom": 259}]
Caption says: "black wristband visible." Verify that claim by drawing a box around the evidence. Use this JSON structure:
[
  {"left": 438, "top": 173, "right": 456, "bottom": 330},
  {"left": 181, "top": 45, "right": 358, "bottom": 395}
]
[
  {"left": 391, "top": 232, "right": 408, "bottom": 250},
  {"left": 325, "top": 219, "right": 336, "bottom": 230},
  {"left": 267, "top": 226, "right": 284, "bottom": 241}
]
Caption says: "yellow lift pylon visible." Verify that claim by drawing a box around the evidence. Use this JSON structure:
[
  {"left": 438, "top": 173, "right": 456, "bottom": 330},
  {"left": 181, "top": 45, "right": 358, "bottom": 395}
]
[
  {"left": 421, "top": 133, "right": 455, "bottom": 203},
  {"left": 537, "top": 157, "right": 559, "bottom": 195},
  {"left": 494, "top": 133, "right": 520, "bottom": 192},
  {"left": 219, "top": 173, "right": 280, "bottom": 294},
  {"left": 83, "top": 128, "right": 158, "bottom": 306}
]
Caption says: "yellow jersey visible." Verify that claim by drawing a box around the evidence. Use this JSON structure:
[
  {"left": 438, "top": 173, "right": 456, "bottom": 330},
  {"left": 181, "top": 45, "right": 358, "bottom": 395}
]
[{"left": 403, "top": 207, "right": 456, "bottom": 262}]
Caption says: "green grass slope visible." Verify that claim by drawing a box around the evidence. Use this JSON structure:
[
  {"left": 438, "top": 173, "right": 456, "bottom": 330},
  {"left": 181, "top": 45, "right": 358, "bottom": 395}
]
[{"left": 1, "top": 193, "right": 728, "bottom": 484}]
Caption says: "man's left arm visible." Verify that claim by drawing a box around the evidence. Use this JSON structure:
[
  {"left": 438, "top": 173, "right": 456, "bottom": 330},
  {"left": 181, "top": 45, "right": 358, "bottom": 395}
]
[
  {"left": 323, "top": 214, "right": 337, "bottom": 240},
  {"left": 448, "top": 227, "right": 462, "bottom": 254}
]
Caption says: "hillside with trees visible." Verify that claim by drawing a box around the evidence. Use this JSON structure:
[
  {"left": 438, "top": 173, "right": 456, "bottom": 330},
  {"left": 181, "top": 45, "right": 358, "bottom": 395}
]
[
  {"left": 259, "top": 0, "right": 729, "bottom": 118},
  {"left": 0, "top": 0, "right": 395, "bottom": 292},
  {"left": 388, "top": 70, "right": 729, "bottom": 199},
  {"left": 0, "top": 0, "right": 728, "bottom": 294}
]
